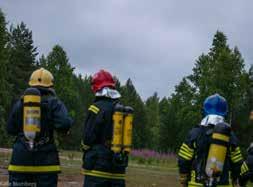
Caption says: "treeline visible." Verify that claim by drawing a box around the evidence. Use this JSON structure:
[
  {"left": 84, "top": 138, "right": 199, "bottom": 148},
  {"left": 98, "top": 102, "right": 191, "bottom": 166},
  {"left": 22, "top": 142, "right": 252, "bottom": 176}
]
[{"left": 0, "top": 9, "right": 253, "bottom": 152}]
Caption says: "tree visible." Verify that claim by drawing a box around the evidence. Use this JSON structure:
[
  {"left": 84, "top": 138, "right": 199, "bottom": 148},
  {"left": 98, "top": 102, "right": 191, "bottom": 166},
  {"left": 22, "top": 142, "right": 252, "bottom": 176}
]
[
  {"left": 39, "top": 45, "right": 80, "bottom": 149},
  {"left": 120, "top": 79, "right": 149, "bottom": 148},
  {"left": 0, "top": 9, "right": 12, "bottom": 146},
  {"left": 8, "top": 22, "right": 38, "bottom": 99},
  {"left": 145, "top": 92, "right": 160, "bottom": 150}
]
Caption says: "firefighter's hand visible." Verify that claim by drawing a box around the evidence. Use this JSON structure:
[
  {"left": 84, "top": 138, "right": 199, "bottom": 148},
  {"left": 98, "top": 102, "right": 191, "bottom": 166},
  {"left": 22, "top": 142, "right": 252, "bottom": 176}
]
[{"left": 179, "top": 173, "right": 188, "bottom": 187}]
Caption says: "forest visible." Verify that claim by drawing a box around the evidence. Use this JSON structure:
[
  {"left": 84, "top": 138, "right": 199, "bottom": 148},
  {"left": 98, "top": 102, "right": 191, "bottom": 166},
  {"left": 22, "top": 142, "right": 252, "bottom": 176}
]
[{"left": 0, "top": 8, "right": 253, "bottom": 153}]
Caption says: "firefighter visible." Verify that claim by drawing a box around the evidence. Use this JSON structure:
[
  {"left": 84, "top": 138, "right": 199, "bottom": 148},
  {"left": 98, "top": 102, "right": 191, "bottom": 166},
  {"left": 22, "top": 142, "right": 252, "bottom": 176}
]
[
  {"left": 81, "top": 69, "right": 133, "bottom": 187},
  {"left": 7, "top": 68, "right": 73, "bottom": 187},
  {"left": 238, "top": 111, "right": 253, "bottom": 187},
  {"left": 238, "top": 143, "right": 253, "bottom": 187},
  {"left": 178, "top": 93, "right": 246, "bottom": 187}
]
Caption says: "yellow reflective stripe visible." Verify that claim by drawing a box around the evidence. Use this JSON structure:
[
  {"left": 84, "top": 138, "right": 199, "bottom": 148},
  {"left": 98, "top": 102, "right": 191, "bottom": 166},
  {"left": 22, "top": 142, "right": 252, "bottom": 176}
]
[
  {"left": 178, "top": 152, "right": 192, "bottom": 160},
  {"left": 24, "top": 95, "right": 41, "bottom": 103},
  {"left": 241, "top": 162, "right": 249, "bottom": 175},
  {"left": 8, "top": 165, "right": 60, "bottom": 172},
  {"left": 23, "top": 125, "right": 40, "bottom": 132},
  {"left": 231, "top": 154, "right": 243, "bottom": 163},
  {"left": 188, "top": 181, "right": 203, "bottom": 187},
  {"left": 231, "top": 147, "right": 241, "bottom": 155},
  {"left": 90, "top": 105, "right": 100, "bottom": 112},
  {"left": 182, "top": 143, "right": 194, "bottom": 153},
  {"left": 81, "top": 169, "right": 125, "bottom": 180},
  {"left": 88, "top": 105, "right": 100, "bottom": 114},
  {"left": 179, "top": 149, "right": 193, "bottom": 159},
  {"left": 89, "top": 108, "right": 98, "bottom": 114},
  {"left": 212, "top": 133, "right": 229, "bottom": 142},
  {"left": 180, "top": 146, "right": 194, "bottom": 156}
]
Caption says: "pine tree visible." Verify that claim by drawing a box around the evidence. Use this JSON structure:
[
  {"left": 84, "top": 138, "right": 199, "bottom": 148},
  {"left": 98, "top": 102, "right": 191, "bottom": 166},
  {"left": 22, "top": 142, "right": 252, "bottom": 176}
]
[
  {"left": 120, "top": 79, "right": 149, "bottom": 148},
  {"left": 8, "top": 22, "right": 38, "bottom": 99},
  {"left": 145, "top": 92, "right": 160, "bottom": 150},
  {"left": 0, "top": 9, "right": 12, "bottom": 146}
]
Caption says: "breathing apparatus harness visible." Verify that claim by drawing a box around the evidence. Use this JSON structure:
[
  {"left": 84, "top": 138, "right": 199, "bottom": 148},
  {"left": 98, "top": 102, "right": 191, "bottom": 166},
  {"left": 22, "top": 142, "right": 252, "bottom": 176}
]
[{"left": 21, "top": 87, "right": 55, "bottom": 151}]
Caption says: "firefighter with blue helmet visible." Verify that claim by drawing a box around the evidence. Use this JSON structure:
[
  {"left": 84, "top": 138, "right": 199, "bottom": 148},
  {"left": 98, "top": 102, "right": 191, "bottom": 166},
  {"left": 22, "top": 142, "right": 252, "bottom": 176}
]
[
  {"left": 81, "top": 69, "right": 134, "bottom": 187},
  {"left": 178, "top": 93, "right": 246, "bottom": 187},
  {"left": 7, "top": 68, "right": 73, "bottom": 187}
]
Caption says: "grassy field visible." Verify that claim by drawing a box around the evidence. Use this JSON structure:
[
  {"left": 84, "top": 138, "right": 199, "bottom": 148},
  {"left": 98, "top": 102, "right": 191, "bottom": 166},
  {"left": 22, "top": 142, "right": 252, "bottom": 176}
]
[
  {"left": 0, "top": 149, "right": 179, "bottom": 187},
  {"left": 1, "top": 149, "right": 253, "bottom": 187}
]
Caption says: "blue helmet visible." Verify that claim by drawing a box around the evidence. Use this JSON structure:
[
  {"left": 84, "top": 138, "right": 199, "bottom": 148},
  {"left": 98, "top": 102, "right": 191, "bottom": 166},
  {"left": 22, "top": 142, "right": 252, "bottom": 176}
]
[{"left": 203, "top": 93, "right": 228, "bottom": 117}]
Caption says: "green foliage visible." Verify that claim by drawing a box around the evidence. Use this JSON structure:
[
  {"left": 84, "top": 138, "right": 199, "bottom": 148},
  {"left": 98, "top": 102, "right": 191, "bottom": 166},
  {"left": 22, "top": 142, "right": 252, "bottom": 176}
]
[
  {"left": 0, "top": 9, "right": 12, "bottom": 146},
  {"left": 120, "top": 79, "right": 149, "bottom": 148},
  {"left": 8, "top": 22, "right": 37, "bottom": 99},
  {"left": 0, "top": 8, "right": 252, "bottom": 153}
]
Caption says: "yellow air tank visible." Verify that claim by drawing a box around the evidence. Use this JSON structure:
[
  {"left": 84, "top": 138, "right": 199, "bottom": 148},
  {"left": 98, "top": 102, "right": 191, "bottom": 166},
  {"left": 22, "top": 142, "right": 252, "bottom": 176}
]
[
  {"left": 23, "top": 88, "right": 41, "bottom": 150},
  {"left": 205, "top": 122, "right": 231, "bottom": 181},
  {"left": 123, "top": 106, "right": 134, "bottom": 153},
  {"left": 111, "top": 103, "right": 124, "bottom": 153}
]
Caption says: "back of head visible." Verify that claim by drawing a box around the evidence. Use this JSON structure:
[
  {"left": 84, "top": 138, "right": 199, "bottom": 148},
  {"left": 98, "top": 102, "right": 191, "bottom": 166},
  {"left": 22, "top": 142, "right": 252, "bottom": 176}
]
[
  {"left": 203, "top": 93, "right": 228, "bottom": 117},
  {"left": 29, "top": 68, "right": 54, "bottom": 88},
  {"left": 91, "top": 69, "right": 116, "bottom": 93}
]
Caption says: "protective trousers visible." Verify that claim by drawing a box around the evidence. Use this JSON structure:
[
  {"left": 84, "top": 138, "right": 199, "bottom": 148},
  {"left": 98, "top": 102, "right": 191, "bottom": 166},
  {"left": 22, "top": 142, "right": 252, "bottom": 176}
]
[{"left": 84, "top": 175, "right": 125, "bottom": 187}]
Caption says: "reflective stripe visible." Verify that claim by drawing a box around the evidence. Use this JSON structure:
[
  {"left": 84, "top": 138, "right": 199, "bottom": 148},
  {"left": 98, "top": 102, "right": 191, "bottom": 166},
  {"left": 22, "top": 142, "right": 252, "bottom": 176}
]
[
  {"left": 212, "top": 133, "right": 229, "bottom": 142},
  {"left": 88, "top": 105, "right": 100, "bottom": 114},
  {"left": 182, "top": 143, "right": 194, "bottom": 153},
  {"left": 178, "top": 143, "right": 194, "bottom": 160},
  {"left": 178, "top": 152, "right": 192, "bottom": 160},
  {"left": 24, "top": 95, "right": 41, "bottom": 103},
  {"left": 8, "top": 165, "right": 61, "bottom": 172},
  {"left": 231, "top": 154, "right": 243, "bottom": 163},
  {"left": 181, "top": 146, "right": 194, "bottom": 155},
  {"left": 230, "top": 147, "right": 243, "bottom": 163},
  {"left": 241, "top": 162, "right": 249, "bottom": 175},
  {"left": 81, "top": 141, "right": 90, "bottom": 151},
  {"left": 23, "top": 125, "right": 40, "bottom": 132},
  {"left": 179, "top": 147, "right": 193, "bottom": 157},
  {"left": 188, "top": 181, "right": 203, "bottom": 187},
  {"left": 81, "top": 169, "right": 125, "bottom": 180}
]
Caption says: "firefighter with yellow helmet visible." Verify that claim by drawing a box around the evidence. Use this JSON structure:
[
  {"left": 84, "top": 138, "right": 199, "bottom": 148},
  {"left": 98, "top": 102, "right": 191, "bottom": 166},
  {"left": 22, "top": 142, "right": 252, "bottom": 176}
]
[
  {"left": 178, "top": 94, "right": 246, "bottom": 187},
  {"left": 81, "top": 69, "right": 134, "bottom": 187},
  {"left": 7, "top": 68, "right": 73, "bottom": 187}
]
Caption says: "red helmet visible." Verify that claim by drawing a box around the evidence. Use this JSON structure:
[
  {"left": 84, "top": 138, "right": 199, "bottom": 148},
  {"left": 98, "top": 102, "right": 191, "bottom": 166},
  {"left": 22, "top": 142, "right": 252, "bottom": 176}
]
[{"left": 91, "top": 70, "right": 116, "bottom": 93}]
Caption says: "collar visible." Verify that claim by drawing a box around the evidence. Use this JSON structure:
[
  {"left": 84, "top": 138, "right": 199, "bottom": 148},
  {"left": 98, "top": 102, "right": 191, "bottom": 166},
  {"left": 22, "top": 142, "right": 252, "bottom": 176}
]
[
  {"left": 95, "top": 87, "right": 121, "bottom": 99},
  {"left": 200, "top": 114, "right": 226, "bottom": 126}
]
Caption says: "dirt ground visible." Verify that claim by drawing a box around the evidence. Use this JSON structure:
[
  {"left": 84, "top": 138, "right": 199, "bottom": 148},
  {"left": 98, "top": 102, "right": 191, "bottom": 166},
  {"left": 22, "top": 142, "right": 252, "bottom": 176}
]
[
  {"left": 0, "top": 148, "right": 179, "bottom": 187},
  {"left": 0, "top": 165, "right": 179, "bottom": 187}
]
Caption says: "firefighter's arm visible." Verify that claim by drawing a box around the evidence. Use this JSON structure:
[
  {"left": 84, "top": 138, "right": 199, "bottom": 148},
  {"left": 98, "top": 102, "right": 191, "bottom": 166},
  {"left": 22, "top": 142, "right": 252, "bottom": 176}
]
[
  {"left": 82, "top": 104, "right": 104, "bottom": 151},
  {"left": 51, "top": 99, "right": 73, "bottom": 132},
  {"left": 239, "top": 145, "right": 253, "bottom": 187},
  {"left": 178, "top": 128, "right": 197, "bottom": 186},
  {"left": 229, "top": 133, "right": 245, "bottom": 184},
  {"left": 6, "top": 101, "right": 21, "bottom": 136}
]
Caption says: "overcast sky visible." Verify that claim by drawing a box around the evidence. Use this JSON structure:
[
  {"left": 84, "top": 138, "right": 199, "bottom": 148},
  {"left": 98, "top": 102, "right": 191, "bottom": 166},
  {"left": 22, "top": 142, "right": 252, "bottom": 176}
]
[{"left": 1, "top": 0, "right": 252, "bottom": 99}]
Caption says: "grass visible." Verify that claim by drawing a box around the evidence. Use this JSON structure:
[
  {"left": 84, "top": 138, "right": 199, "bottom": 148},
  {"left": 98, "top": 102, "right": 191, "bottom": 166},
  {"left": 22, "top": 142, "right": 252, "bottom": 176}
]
[{"left": 1, "top": 150, "right": 253, "bottom": 187}]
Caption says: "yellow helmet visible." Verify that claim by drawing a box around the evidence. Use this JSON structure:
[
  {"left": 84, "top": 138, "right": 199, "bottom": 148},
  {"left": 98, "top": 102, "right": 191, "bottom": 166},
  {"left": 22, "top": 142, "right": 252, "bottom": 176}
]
[{"left": 29, "top": 68, "right": 54, "bottom": 87}]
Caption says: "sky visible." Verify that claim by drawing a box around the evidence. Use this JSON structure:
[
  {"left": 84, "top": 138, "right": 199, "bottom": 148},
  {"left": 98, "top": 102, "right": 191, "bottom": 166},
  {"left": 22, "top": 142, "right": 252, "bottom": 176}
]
[{"left": 1, "top": 0, "right": 253, "bottom": 99}]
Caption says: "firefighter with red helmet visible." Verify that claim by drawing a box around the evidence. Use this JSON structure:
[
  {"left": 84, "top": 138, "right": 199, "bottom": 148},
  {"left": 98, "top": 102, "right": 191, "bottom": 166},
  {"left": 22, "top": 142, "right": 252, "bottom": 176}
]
[{"left": 81, "top": 70, "right": 134, "bottom": 187}]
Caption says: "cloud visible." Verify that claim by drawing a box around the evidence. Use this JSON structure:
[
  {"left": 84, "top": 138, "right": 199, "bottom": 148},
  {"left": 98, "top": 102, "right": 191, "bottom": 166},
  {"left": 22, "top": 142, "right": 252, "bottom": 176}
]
[{"left": 1, "top": 0, "right": 252, "bottom": 99}]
